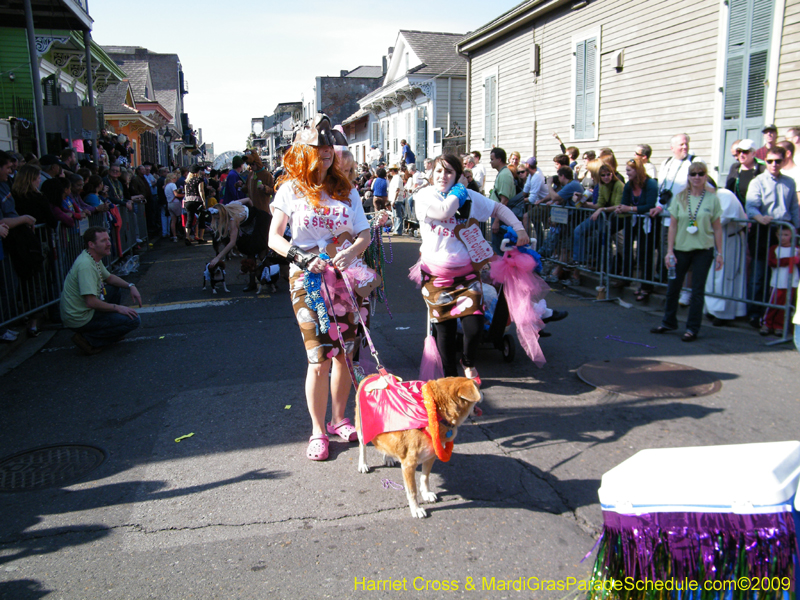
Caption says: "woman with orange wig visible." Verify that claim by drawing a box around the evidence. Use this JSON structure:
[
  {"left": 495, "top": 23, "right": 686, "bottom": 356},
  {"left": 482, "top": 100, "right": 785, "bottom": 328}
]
[{"left": 268, "top": 114, "right": 372, "bottom": 461}]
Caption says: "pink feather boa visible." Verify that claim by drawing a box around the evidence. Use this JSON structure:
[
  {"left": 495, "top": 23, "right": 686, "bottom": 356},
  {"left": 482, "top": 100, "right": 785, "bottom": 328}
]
[
  {"left": 320, "top": 265, "right": 360, "bottom": 318},
  {"left": 490, "top": 249, "right": 547, "bottom": 367}
]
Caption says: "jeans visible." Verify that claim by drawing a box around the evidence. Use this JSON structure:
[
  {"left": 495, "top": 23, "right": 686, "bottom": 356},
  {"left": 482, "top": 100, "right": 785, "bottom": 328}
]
[
  {"left": 75, "top": 287, "right": 141, "bottom": 347},
  {"left": 572, "top": 217, "right": 599, "bottom": 264},
  {"left": 491, "top": 218, "right": 505, "bottom": 255},
  {"left": 392, "top": 201, "right": 405, "bottom": 235},
  {"left": 661, "top": 248, "right": 714, "bottom": 333}
]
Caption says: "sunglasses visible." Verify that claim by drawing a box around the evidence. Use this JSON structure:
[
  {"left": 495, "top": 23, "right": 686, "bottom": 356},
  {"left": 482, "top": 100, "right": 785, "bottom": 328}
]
[
  {"left": 688, "top": 172, "right": 706, "bottom": 177},
  {"left": 766, "top": 159, "right": 783, "bottom": 164}
]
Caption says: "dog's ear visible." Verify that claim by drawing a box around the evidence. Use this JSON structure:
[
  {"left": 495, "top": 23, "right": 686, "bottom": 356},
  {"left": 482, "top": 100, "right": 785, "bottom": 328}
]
[
  {"left": 430, "top": 377, "right": 477, "bottom": 424},
  {"left": 457, "top": 379, "right": 481, "bottom": 403}
]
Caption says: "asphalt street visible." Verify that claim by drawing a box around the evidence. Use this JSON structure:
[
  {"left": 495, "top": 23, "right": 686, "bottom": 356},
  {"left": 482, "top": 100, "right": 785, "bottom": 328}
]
[{"left": 0, "top": 234, "right": 798, "bottom": 600}]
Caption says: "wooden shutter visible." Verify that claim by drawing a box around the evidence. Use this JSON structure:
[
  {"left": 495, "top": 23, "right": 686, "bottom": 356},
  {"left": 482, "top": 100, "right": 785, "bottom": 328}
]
[
  {"left": 574, "top": 41, "right": 586, "bottom": 138},
  {"left": 484, "top": 74, "right": 497, "bottom": 147},
  {"left": 574, "top": 38, "right": 597, "bottom": 139},
  {"left": 719, "top": 0, "right": 774, "bottom": 173}
]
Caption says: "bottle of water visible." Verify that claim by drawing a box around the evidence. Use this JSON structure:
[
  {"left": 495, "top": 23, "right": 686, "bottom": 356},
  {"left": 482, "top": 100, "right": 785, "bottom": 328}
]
[{"left": 667, "top": 255, "right": 677, "bottom": 280}]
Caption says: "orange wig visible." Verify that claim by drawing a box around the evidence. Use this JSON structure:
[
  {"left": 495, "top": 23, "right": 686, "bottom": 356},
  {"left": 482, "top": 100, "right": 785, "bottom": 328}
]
[{"left": 276, "top": 144, "right": 352, "bottom": 208}]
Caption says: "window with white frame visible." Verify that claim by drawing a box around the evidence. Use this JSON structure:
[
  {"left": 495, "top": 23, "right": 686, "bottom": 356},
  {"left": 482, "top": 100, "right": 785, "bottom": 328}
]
[
  {"left": 571, "top": 28, "right": 600, "bottom": 141},
  {"left": 482, "top": 67, "right": 498, "bottom": 148}
]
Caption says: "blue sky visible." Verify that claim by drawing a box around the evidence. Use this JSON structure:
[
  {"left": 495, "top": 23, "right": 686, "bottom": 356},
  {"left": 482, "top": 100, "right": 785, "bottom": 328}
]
[{"left": 88, "top": 0, "right": 520, "bottom": 155}]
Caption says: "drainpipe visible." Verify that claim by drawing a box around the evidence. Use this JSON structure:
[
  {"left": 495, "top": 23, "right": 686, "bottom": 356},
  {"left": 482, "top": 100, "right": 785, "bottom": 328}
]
[
  {"left": 83, "top": 29, "right": 100, "bottom": 166},
  {"left": 447, "top": 77, "right": 452, "bottom": 133},
  {"left": 23, "top": 0, "right": 47, "bottom": 154}
]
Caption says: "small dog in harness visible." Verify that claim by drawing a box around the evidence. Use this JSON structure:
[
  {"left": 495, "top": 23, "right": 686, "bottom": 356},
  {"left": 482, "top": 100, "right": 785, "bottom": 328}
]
[
  {"left": 355, "top": 375, "right": 481, "bottom": 518},
  {"left": 202, "top": 261, "right": 229, "bottom": 294}
]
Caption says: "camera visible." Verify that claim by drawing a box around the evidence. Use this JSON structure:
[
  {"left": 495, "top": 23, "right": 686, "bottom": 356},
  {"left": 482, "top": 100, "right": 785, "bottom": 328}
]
[{"left": 658, "top": 190, "right": 673, "bottom": 205}]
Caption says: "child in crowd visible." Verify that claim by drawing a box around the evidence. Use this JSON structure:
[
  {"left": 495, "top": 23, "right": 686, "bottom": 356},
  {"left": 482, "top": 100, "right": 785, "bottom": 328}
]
[{"left": 761, "top": 225, "right": 800, "bottom": 335}]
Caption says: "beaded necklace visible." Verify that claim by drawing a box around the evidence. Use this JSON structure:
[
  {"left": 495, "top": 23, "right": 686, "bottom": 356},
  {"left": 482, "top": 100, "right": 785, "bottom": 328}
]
[
  {"left": 362, "top": 220, "right": 393, "bottom": 317},
  {"left": 686, "top": 189, "right": 706, "bottom": 234}
]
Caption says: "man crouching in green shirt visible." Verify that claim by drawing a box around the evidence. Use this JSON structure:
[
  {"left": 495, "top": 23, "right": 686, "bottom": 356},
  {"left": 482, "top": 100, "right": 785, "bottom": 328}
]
[{"left": 60, "top": 226, "right": 142, "bottom": 355}]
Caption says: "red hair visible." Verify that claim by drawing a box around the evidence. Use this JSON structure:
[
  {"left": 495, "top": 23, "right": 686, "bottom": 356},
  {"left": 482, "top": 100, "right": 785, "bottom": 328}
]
[{"left": 276, "top": 144, "right": 352, "bottom": 208}]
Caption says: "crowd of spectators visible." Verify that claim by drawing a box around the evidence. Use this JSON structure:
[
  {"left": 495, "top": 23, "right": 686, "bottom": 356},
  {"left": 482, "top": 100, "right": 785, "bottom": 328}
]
[
  {"left": 2, "top": 122, "right": 800, "bottom": 349},
  {"left": 0, "top": 146, "right": 219, "bottom": 347},
  {"left": 466, "top": 126, "right": 799, "bottom": 340}
]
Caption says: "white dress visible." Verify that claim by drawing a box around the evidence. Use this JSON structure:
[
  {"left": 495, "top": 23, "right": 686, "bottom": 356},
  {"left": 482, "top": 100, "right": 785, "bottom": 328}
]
[{"left": 704, "top": 188, "right": 748, "bottom": 319}]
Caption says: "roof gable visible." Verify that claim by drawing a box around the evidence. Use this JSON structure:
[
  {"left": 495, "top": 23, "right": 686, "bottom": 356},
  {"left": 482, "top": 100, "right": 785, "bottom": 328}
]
[
  {"left": 110, "top": 57, "right": 155, "bottom": 103},
  {"left": 97, "top": 80, "right": 138, "bottom": 115},
  {"left": 398, "top": 30, "right": 467, "bottom": 78}
]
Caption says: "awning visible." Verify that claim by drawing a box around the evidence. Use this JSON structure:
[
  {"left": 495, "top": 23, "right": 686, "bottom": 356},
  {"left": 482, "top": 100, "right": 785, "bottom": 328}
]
[
  {"left": 0, "top": 0, "right": 92, "bottom": 31},
  {"left": 35, "top": 30, "right": 126, "bottom": 93}
]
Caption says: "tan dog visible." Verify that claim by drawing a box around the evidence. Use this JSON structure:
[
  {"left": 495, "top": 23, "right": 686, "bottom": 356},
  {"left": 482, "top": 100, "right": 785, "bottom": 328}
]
[{"left": 355, "top": 377, "right": 481, "bottom": 518}]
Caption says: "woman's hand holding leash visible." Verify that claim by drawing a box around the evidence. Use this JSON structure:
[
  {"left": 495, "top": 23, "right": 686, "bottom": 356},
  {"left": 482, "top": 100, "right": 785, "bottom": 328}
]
[{"left": 332, "top": 247, "right": 355, "bottom": 270}]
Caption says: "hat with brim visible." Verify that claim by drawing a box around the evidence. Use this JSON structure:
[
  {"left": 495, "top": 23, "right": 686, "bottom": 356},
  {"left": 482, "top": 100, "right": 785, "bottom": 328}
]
[
  {"left": 388, "top": 164, "right": 400, "bottom": 171},
  {"left": 293, "top": 113, "right": 347, "bottom": 147},
  {"left": 762, "top": 124, "right": 778, "bottom": 133},
  {"left": 736, "top": 139, "right": 756, "bottom": 151}
]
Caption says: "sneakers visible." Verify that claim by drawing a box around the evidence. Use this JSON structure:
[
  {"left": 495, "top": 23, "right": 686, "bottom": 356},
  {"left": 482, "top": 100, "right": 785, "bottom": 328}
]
[
  {"left": 135, "top": 237, "right": 144, "bottom": 243},
  {"left": 542, "top": 310, "right": 568, "bottom": 323},
  {"left": 678, "top": 290, "right": 691, "bottom": 306},
  {"left": 172, "top": 237, "right": 178, "bottom": 242},
  {"left": 1, "top": 329, "right": 19, "bottom": 342}
]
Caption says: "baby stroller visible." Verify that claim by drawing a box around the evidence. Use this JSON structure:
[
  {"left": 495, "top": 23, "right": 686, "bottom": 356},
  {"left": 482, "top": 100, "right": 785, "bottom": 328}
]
[{"left": 452, "top": 280, "right": 517, "bottom": 363}]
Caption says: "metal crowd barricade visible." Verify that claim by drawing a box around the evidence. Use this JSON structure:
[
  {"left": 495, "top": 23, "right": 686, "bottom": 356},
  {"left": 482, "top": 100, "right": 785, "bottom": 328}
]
[
  {"left": 526, "top": 203, "right": 611, "bottom": 290},
  {"left": 734, "top": 219, "right": 797, "bottom": 345},
  {"left": 603, "top": 212, "right": 666, "bottom": 294},
  {"left": 0, "top": 206, "right": 147, "bottom": 330},
  {"left": 521, "top": 199, "right": 797, "bottom": 345}
]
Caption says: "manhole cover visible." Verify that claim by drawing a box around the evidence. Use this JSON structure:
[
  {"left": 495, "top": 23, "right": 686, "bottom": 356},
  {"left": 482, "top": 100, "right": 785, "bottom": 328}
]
[
  {"left": 577, "top": 358, "right": 721, "bottom": 398},
  {"left": 0, "top": 444, "right": 106, "bottom": 492}
]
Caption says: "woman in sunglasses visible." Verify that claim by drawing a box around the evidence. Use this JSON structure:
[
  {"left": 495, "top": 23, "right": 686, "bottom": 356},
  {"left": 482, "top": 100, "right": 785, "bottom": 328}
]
[{"left": 651, "top": 162, "right": 723, "bottom": 341}]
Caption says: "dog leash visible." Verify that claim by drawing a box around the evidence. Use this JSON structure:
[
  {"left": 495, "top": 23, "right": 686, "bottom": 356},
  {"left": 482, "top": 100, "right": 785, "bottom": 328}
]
[{"left": 320, "top": 262, "right": 390, "bottom": 388}]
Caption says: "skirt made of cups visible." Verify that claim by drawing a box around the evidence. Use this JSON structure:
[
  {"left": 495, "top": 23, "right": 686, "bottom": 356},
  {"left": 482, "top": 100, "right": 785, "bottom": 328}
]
[
  {"left": 289, "top": 268, "right": 364, "bottom": 364},
  {"left": 420, "top": 267, "right": 484, "bottom": 324}
]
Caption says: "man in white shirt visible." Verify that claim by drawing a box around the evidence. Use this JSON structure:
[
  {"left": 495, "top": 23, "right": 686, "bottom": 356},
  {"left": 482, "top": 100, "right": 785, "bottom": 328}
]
[
  {"left": 470, "top": 151, "right": 486, "bottom": 193},
  {"left": 522, "top": 156, "right": 548, "bottom": 204},
  {"left": 635, "top": 144, "right": 657, "bottom": 180},
  {"left": 368, "top": 145, "right": 382, "bottom": 169},
  {"left": 408, "top": 163, "right": 427, "bottom": 191},
  {"left": 387, "top": 164, "right": 404, "bottom": 236}
]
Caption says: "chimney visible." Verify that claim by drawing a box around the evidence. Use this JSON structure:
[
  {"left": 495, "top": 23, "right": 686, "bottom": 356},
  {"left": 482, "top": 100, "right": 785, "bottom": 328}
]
[{"left": 340, "top": 69, "right": 349, "bottom": 77}]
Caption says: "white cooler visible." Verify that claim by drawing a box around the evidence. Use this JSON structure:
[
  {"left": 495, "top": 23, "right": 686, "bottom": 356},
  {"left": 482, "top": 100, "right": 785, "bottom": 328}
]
[{"left": 589, "top": 441, "right": 800, "bottom": 599}]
